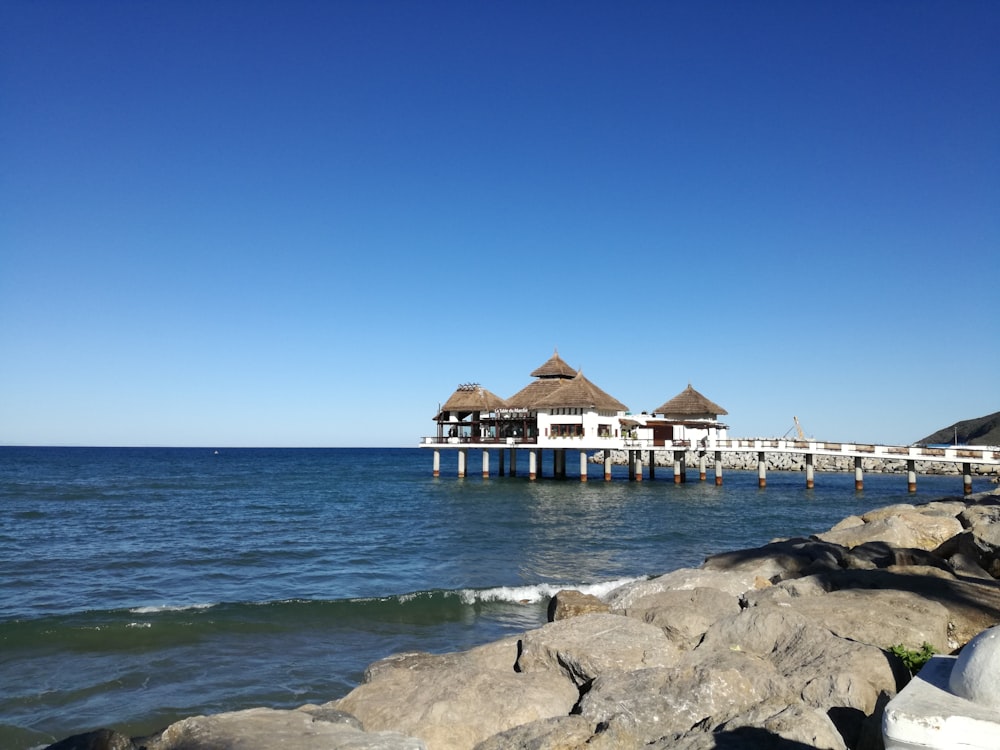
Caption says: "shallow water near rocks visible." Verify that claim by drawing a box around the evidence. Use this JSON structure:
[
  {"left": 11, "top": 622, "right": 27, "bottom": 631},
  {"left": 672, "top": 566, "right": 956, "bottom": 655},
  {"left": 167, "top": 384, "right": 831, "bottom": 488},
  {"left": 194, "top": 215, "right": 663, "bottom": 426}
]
[{"left": 0, "top": 446, "right": 989, "bottom": 748}]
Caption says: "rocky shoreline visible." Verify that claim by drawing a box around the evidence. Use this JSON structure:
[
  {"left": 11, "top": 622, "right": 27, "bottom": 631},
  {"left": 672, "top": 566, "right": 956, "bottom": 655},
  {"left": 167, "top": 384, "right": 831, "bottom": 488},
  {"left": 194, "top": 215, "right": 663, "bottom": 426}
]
[{"left": 49, "top": 489, "right": 1000, "bottom": 750}]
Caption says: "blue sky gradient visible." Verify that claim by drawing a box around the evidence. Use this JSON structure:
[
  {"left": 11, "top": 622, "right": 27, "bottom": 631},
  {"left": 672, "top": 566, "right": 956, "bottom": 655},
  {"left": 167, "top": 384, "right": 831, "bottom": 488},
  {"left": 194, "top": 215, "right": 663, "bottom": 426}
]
[{"left": 2, "top": 1, "right": 997, "bottom": 447}]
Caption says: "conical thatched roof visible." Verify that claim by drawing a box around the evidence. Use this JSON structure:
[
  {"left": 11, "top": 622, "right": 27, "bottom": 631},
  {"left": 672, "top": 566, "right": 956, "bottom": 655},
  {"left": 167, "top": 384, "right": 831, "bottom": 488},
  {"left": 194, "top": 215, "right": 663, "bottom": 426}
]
[
  {"left": 530, "top": 349, "right": 576, "bottom": 379},
  {"left": 506, "top": 378, "right": 565, "bottom": 409},
  {"left": 533, "top": 371, "right": 628, "bottom": 412},
  {"left": 654, "top": 384, "right": 728, "bottom": 417},
  {"left": 435, "top": 384, "right": 509, "bottom": 419}
]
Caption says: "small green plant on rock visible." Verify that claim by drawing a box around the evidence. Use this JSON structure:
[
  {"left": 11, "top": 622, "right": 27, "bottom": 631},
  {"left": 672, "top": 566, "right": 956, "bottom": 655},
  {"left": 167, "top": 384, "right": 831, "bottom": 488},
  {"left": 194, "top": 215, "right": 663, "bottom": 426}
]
[{"left": 889, "top": 642, "right": 936, "bottom": 675}]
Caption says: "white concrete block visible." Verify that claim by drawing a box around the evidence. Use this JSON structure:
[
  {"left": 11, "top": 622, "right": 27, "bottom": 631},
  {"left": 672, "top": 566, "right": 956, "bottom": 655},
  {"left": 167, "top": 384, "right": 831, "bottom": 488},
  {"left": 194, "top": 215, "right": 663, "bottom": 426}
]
[{"left": 883, "top": 655, "right": 1000, "bottom": 750}]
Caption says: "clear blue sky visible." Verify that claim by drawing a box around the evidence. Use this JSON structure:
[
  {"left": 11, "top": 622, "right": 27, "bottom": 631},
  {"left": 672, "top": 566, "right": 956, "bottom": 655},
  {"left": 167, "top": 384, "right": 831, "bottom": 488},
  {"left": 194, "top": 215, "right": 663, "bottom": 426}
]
[{"left": 2, "top": 1, "right": 997, "bottom": 447}]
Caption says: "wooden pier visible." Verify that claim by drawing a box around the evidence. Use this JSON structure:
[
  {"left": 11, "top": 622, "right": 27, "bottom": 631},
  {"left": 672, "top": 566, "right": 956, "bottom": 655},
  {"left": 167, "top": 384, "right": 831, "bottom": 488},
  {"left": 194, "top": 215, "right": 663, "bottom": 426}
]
[{"left": 420, "top": 437, "right": 1000, "bottom": 494}]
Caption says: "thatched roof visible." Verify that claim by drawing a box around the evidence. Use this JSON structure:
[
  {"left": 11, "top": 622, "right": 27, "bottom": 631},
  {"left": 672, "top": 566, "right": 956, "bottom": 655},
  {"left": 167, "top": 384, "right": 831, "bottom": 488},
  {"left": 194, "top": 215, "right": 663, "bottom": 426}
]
[
  {"left": 654, "top": 384, "right": 728, "bottom": 417},
  {"left": 506, "top": 378, "right": 565, "bottom": 409},
  {"left": 533, "top": 371, "right": 628, "bottom": 412},
  {"left": 435, "top": 384, "right": 509, "bottom": 419},
  {"left": 530, "top": 349, "right": 576, "bottom": 379}
]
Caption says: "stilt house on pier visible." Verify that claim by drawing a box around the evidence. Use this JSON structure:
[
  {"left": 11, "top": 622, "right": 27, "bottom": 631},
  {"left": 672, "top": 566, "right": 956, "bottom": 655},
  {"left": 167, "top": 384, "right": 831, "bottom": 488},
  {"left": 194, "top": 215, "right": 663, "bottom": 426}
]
[{"left": 425, "top": 350, "right": 728, "bottom": 451}]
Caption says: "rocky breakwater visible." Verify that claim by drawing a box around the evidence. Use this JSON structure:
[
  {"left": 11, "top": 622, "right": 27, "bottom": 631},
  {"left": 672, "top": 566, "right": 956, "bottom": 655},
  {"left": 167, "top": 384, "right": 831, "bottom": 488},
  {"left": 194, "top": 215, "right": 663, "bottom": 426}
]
[
  {"left": 598, "top": 449, "right": 999, "bottom": 477},
  {"left": 49, "top": 490, "right": 1000, "bottom": 750}
]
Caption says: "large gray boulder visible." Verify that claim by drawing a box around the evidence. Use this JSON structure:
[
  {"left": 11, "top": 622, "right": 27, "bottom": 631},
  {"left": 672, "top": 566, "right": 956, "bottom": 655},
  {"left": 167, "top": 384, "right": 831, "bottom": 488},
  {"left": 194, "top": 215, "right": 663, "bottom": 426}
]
[
  {"left": 816, "top": 509, "right": 963, "bottom": 551},
  {"left": 746, "top": 586, "right": 952, "bottom": 653},
  {"left": 702, "top": 537, "right": 852, "bottom": 581},
  {"left": 472, "top": 715, "right": 596, "bottom": 750},
  {"left": 958, "top": 500, "right": 1000, "bottom": 576},
  {"left": 746, "top": 564, "right": 1000, "bottom": 648},
  {"left": 334, "top": 642, "right": 578, "bottom": 750},
  {"left": 577, "top": 651, "right": 791, "bottom": 745},
  {"left": 695, "top": 607, "right": 904, "bottom": 747},
  {"left": 142, "top": 707, "right": 425, "bottom": 750},
  {"left": 604, "top": 566, "right": 769, "bottom": 610},
  {"left": 615, "top": 586, "right": 740, "bottom": 649},
  {"left": 515, "top": 612, "right": 680, "bottom": 688}
]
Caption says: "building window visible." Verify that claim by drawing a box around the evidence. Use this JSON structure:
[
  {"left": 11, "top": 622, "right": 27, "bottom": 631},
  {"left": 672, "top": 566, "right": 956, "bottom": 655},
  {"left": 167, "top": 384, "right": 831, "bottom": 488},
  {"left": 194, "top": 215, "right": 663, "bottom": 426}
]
[{"left": 552, "top": 424, "right": 584, "bottom": 437}]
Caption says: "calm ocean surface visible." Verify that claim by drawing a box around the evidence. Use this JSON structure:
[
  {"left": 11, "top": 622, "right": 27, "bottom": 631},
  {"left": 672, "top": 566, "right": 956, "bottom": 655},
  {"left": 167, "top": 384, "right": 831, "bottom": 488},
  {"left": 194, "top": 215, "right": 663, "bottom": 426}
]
[{"left": 0, "top": 446, "right": 989, "bottom": 748}]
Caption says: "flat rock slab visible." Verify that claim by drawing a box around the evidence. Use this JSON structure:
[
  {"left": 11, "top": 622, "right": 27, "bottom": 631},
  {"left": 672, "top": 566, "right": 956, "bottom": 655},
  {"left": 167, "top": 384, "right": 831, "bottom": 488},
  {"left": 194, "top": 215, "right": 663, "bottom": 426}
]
[
  {"left": 816, "top": 510, "right": 963, "bottom": 551},
  {"left": 746, "top": 586, "right": 951, "bottom": 653},
  {"left": 335, "top": 651, "right": 578, "bottom": 750},
  {"left": 143, "top": 707, "right": 425, "bottom": 750},
  {"left": 515, "top": 612, "right": 680, "bottom": 687},
  {"left": 616, "top": 586, "right": 740, "bottom": 649},
  {"left": 758, "top": 565, "right": 1000, "bottom": 648},
  {"left": 604, "top": 567, "right": 769, "bottom": 610}
]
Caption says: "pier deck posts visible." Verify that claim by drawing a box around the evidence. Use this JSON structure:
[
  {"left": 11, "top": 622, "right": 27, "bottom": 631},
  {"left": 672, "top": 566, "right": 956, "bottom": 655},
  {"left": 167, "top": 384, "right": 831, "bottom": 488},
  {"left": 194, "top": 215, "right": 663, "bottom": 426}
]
[
  {"left": 907, "top": 459, "right": 917, "bottom": 493},
  {"left": 433, "top": 450, "right": 440, "bottom": 478},
  {"left": 964, "top": 463, "right": 973, "bottom": 495},
  {"left": 579, "top": 450, "right": 588, "bottom": 482},
  {"left": 680, "top": 453, "right": 687, "bottom": 483},
  {"left": 699, "top": 451, "right": 707, "bottom": 481},
  {"left": 757, "top": 452, "right": 767, "bottom": 488},
  {"left": 509, "top": 448, "right": 517, "bottom": 477},
  {"left": 648, "top": 451, "right": 655, "bottom": 480},
  {"left": 715, "top": 451, "right": 723, "bottom": 485},
  {"left": 635, "top": 451, "right": 643, "bottom": 482},
  {"left": 482, "top": 450, "right": 490, "bottom": 479},
  {"left": 673, "top": 451, "right": 682, "bottom": 484},
  {"left": 628, "top": 450, "right": 636, "bottom": 481},
  {"left": 805, "top": 453, "right": 815, "bottom": 489},
  {"left": 604, "top": 452, "right": 612, "bottom": 481},
  {"left": 498, "top": 448, "right": 505, "bottom": 477},
  {"left": 529, "top": 449, "right": 537, "bottom": 480},
  {"left": 458, "top": 449, "right": 467, "bottom": 478},
  {"left": 854, "top": 457, "right": 863, "bottom": 491}
]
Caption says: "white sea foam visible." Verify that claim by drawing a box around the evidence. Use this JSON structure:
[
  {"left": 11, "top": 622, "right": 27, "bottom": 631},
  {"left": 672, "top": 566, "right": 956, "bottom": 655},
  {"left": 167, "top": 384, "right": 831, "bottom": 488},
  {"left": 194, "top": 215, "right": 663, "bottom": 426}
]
[
  {"left": 461, "top": 577, "right": 644, "bottom": 605},
  {"left": 129, "top": 603, "right": 216, "bottom": 614},
  {"left": 126, "top": 622, "right": 152, "bottom": 628}
]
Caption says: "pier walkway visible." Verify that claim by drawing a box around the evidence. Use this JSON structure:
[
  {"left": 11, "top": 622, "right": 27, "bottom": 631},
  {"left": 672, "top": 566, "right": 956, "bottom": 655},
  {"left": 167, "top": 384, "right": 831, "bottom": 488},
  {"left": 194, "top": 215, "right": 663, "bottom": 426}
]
[{"left": 420, "top": 436, "right": 1000, "bottom": 494}]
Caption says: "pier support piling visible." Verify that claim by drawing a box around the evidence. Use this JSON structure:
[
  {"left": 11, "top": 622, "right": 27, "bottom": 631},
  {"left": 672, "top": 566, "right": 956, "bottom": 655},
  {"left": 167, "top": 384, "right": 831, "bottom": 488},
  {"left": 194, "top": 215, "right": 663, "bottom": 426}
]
[
  {"left": 757, "top": 452, "right": 767, "bottom": 488},
  {"left": 433, "top": 450, "right": 440, "bottom": 478},
  {"left": 963, "top": 462, "right": 973, "bottom": 495},
  {"left": 580, "top": 450, "right": 588, "bottom": 482},
  {"left": 509, "top": 448, "right": 517, "bottom": 477},
  {"left": 635, "top": 452, "right": 643, "bottom": 482},
  {"left": 604, "top": 452, "right": 612, "bottom": 481},
  {"left": 482, "top": 450, "right": 490, "bottom": 479},
  {"left": 498, "top": 448, "right": 505, "bottom": 477},
  {"left": 648, "top": 451, "right": 655, "bottom": 480},
  {"left": 854, "top": 456, "right": 863, "bottom": 491},
  {"left": 529, "top": 449, "right": 537, "bottom": 481},
  {"left": 673, "top": 451, "right": 682, "bottom": 484},
  {"left": 458, "top": 449, "right": 467, "bottom": 478},
  {"left": 628, "top": 450, "right": 636, "bottom": 481},
  {"left": 699, "top": 452, "right": 707, "bottom": 481},
  {"left": 715, "top": 451, "right": 723, "bottom": 485},
  {"left": 805, "top": 453, "right": 814, "bottom": 490},
  {"left": 907, "top": 459, "right": 917, "bottom": 493}
]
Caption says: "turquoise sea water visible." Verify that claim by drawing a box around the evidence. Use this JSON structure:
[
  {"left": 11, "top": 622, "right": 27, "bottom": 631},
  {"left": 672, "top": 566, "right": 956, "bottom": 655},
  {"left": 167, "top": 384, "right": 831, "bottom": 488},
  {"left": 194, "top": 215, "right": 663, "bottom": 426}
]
[{"left": 0, "top": 446, "right": 989, "bottom": 748}]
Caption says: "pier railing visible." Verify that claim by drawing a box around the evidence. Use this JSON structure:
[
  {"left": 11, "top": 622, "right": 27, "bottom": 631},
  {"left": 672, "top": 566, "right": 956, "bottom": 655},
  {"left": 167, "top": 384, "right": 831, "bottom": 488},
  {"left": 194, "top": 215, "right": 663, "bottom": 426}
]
[{"left": 422, "top": 436, "right": 538, "bottom": 446}]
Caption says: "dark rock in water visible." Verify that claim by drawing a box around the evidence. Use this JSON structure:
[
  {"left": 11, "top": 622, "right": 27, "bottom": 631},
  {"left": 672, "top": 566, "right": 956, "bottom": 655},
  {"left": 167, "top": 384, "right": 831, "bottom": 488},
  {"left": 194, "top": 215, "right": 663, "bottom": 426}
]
[
  {"left": 547, "top": 588, "right": 608, "bottom": 621},
  {"left": 44, "top": 729, "right": 135, "bottom": 750}
]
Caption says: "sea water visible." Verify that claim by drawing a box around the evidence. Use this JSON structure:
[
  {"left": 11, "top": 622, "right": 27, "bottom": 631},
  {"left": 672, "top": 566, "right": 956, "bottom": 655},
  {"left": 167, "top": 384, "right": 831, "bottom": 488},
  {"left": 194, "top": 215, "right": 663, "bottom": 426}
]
[{"left": 0, "top": 446, "right": 990, "bottom": 748}]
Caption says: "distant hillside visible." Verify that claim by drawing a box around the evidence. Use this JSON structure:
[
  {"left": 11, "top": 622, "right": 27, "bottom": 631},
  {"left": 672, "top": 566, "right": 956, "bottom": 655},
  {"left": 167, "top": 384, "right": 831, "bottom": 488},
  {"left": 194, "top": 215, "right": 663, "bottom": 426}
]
[{"left": 917, "top": 411, "right": 1000, "bottom": 446}]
